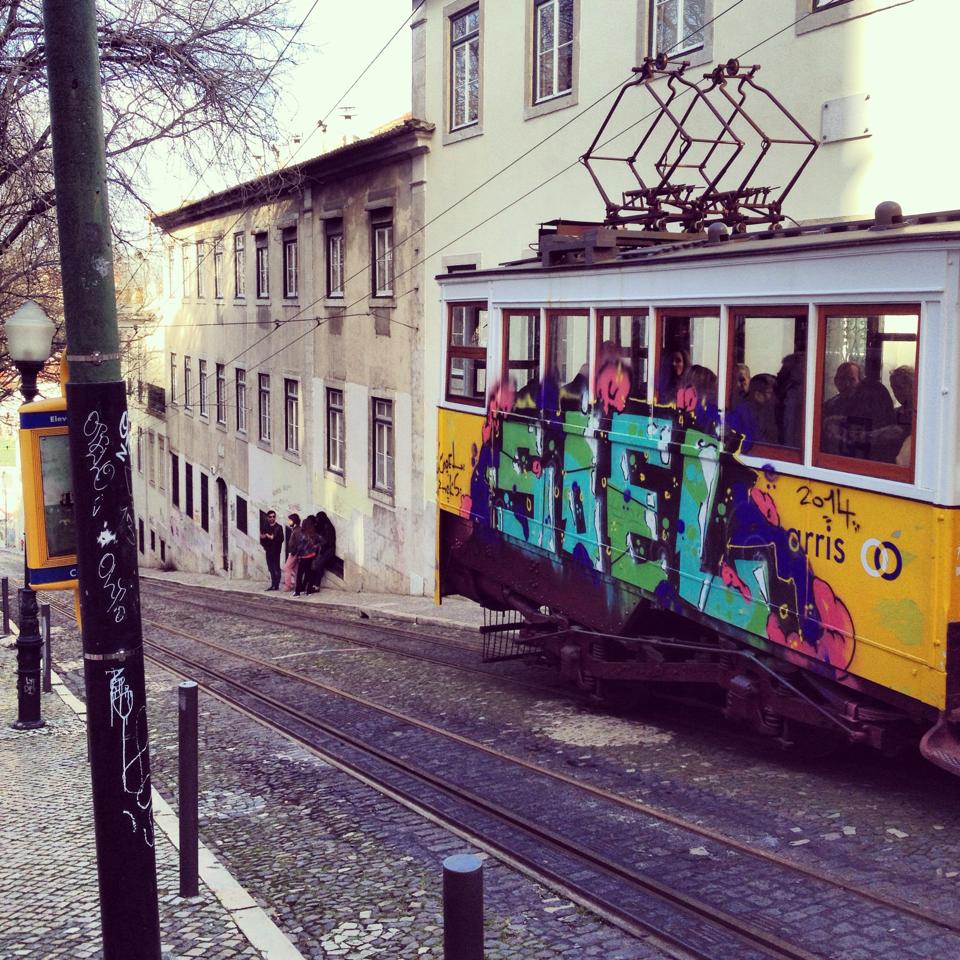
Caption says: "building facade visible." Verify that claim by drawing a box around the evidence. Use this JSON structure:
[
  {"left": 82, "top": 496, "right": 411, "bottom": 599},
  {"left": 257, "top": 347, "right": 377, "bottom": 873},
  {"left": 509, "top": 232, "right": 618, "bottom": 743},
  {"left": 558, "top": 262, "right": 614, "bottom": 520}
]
[{"left": 140, "top": 120, "right": 434, "bottom": 594}]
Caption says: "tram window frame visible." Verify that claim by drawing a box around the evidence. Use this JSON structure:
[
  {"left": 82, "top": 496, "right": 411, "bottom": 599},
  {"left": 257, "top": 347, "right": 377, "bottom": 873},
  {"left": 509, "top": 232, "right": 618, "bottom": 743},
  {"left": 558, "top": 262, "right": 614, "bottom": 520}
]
[
  {"left": 812, "top": 303, "right": 920, "bottom": 483},
  {"left": 544, "top": 308, "right": 590, "bottom": 404},
  {"left": 653, "top": 307, "right": 721, "bottom": 408},
  {"left": 725, "top": 306, "right": 808, "bottom": 465},
  {"left": 502, "top": 309, "right": 542, "bottom": 400},
  {"left": 445, "top": 301, "right": 488, "bottom": 407},
  {"left": 596, "top": 309, "right": 649, "bottom": 405}
]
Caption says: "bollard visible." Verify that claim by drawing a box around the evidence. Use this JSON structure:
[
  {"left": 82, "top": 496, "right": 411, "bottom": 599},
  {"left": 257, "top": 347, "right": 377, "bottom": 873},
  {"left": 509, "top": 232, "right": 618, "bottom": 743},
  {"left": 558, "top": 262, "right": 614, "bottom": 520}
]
[
  {"left": 443, "top": 854, "right": 484, "bottom": 960},
  {"left": 1, "top": 576, "right": 8, "bottom": 636},
  {"left": 40, "top": 602, "right": 51, "bottom": 693},
  {"left": 178, "top": 681, "right": 199, "bottom": 898},
  {"left": 12, "top": 587, "right": 44, "bottom": 730}
]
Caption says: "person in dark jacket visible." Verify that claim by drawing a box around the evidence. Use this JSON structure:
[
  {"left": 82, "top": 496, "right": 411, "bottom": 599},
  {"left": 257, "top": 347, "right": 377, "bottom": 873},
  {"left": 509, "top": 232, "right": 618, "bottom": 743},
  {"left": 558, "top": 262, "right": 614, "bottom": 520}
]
[
  {"left": 310, "top": 512, "right": 337, "bottom": 591},
  {"left": 282, "top": 514, "right": 302, "bottom": 592},
  {"left": 294, "top": 515, "right": 319, "bottom": 597},
  {"left": 259, "top": 509, "right": 284, "bottom": 590}
]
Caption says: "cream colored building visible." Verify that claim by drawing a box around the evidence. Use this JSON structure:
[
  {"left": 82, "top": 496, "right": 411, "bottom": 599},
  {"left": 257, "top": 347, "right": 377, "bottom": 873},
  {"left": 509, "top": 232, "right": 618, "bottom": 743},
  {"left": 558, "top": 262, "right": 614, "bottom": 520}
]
[
  {"left": 142, "top": 120, "right": 435, "bottom": 593},
  {"left": 413, "top": 0, "right": 958, "bottom": 539}
]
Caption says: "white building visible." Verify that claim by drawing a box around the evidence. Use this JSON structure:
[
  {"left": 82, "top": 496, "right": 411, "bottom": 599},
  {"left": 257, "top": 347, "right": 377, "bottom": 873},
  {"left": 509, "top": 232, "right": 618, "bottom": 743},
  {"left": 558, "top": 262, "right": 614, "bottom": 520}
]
[{"left": 140, "top": 120, "right": 435, "bottom": 593}]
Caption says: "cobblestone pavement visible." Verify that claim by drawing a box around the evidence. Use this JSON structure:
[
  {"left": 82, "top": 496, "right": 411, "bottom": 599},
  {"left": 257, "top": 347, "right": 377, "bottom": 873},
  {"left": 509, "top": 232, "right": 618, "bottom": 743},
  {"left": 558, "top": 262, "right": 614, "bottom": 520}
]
[
  {"left": 0, "top": 645, "right": 267, "bottom": 960},
  {"left": 17, "top": 551, "right": 960, "bottom": 959}
]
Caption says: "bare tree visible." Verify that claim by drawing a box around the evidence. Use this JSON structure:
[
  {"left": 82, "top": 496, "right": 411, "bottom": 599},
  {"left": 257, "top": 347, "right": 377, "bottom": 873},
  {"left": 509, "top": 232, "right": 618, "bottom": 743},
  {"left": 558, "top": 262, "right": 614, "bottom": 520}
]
[{"left": 0, "top": 0, "right": 296, "bottom": 401}]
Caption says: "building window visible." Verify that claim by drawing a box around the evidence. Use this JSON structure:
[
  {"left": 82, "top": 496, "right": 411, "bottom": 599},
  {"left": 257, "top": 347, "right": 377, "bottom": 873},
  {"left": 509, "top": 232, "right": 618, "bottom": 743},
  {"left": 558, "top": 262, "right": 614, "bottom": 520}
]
[
  {"left": 284, "top": 378, "right": 300, "bottom": 454},
  {"left": 147, "top": 431, "right": 156, "bottom": 487},
  {"left": 651, "top": 0, "right": 705, "bottom": 57},
  {"left": 215, "top": 363, "right": 226, "bottom": 424},
  {"left": 167, "top": 247, "right": 175, "bottom": 299},
  {"left": 234, "top": 233, "right": 246, "bottom": 298},
  {"left": 138, "top": 518, "right": 144, "bottom": 554},
  {"left": 196, "top": 241, "right": 206, "bottom": 297},
  {"left": 450, "top": 6, "right": 480, "bottom": 130},
  {"left": 198, "top": 359, "right": 208, "bottom": 418},
  {"left": 726, "top": 308, "right": 807, "bottom": 462},
  {"left": 181, "top": 245, "right": 190, "bottom": 298},
  {"left": 200, "top": 473, "right": 209, "bottom": 532},
  {"left": 136, "top": 426, "right": 143, "bottom": 473},
  {"left": 150, "top": 529, "right": 156, "bottom": 552},
  {"left": 255, "top": 232, "right": 269, "bottom": 298},
  {"left": 171, "top": 452, "right": 180, "bottom": 507},
  {"left": 326, "top": 221, "right": 344, "bottom": 297},
  {"left": 236, "top": 368, "right": 248, "bottom": 433},
  {"left": 372, "top": 399, "right": 394, "bottom": 494},
  {"left": 372, "top": 216, "right": 394, "bottom": 297},
  {"left": 160, "top": 539, "right": 166, "bottom": 562},
  {"left": 185, "top": 462, "right": 194, "bottom": 518},
  {"left": 282, "top": 227, "right": 298, "bottom": 298},
  {"left": 170, "top": 352, "right": 177, "bottom": 405},
  {"left": 503, "top": 310, "right": 541, "bottom": 395},
  {"left": 813, "top": 0, "right": 848, "bottom": 7},
  {"left": 158, "top": 436, "right": 166, "bottom": 492},
  {"left": 814, "top": 305, "right": 919, "bottom": 481},
  {"left": 213, "top": 238, "right": 224, "bottom": 299},
  {"left": 258, "top": 373, "right": 271, "bottom": 442},
  {"left": 183, "top": 356, "right": 192, "bottom": 410},
  {"left": 236, "top": 495, "right": 248, "bottom": 534},
  {"left": 446, "top": 303, "right": 488, "bottom": 405},
  {"left": 534, "top": 0, "right": 574, "bottom": 103},
  {"left": 327, "top": 388, "right": 345, "bottom": 475}
]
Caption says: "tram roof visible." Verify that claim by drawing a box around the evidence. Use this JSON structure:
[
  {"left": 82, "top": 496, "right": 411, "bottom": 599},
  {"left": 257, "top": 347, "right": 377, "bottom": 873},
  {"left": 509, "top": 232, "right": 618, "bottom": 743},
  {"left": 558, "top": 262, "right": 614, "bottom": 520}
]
[{"left": 436, "top": 209, "right": 960, "bottom": 284}]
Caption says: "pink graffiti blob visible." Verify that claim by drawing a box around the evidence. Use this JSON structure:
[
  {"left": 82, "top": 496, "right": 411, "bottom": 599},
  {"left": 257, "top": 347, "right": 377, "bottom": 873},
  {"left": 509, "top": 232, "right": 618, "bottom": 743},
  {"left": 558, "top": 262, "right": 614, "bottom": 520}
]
[
  {"left": 721, "top": 562, "right": 753, "bottom": 602},
  {"left": 459, "top": 494, "right": 473, "bottom": 520},
  {"left": 596, "top": 363, "right": 630, "bottom": 414},
  {"left": 531, "top": 459, "right": 543, "bottom": 478},
  {"left": 483, "top": 382, "right": 515, "bottom": 445},
  {"left": 765, "top": 578, "right": 854, "bottom": 669},
  {"left": 750, "top": 486, "right": 779, "bottom": 526},
  {"left": 676, "top": 384, "right": 698, "bottom": 413}
]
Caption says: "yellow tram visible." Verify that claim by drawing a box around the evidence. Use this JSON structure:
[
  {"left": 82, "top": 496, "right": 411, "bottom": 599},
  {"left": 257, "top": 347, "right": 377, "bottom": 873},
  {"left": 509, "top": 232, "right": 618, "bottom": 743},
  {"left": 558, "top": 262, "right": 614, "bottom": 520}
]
[{"left": 436, "top": 206, "right": 960, "bottom": 774}]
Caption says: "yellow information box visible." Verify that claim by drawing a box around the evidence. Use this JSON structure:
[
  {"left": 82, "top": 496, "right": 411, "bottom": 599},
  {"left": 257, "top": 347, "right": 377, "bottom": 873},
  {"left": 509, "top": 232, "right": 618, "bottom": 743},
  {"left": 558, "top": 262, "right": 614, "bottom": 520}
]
[{"left": 19, "top": 395, "right": 78, "bottom": 591}]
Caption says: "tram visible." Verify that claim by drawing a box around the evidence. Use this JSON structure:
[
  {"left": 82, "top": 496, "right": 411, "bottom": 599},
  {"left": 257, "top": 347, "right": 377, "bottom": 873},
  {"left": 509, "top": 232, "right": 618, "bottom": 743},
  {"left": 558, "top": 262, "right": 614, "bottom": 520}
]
[{"left": 435, "top": 204, "right": 960, "bottom": 774}]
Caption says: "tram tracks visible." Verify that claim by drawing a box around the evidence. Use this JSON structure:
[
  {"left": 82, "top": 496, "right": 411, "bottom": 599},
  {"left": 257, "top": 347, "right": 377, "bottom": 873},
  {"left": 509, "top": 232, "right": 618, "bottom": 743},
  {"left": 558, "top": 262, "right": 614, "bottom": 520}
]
[{"left": 47, "top": 594, "right": 960, "bottom": 960}]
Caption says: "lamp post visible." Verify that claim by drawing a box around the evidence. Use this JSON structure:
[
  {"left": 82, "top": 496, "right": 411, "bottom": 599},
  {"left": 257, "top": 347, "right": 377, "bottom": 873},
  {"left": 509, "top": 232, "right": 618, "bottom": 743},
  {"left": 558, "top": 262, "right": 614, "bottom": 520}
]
[{"left": 7, "top": 299, "right": 54, "bottom": 731}]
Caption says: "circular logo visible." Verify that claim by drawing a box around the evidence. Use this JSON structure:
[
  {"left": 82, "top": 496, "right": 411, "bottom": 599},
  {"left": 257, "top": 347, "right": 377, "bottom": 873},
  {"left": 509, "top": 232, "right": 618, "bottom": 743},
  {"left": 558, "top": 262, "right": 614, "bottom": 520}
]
[{"left": 860, "top": 538, "right": 902, "bottom": 581}]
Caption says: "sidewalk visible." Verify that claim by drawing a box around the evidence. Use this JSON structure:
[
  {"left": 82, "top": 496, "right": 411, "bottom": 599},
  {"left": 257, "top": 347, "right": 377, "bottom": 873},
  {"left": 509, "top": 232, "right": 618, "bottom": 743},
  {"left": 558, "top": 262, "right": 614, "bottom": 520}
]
[
  {"left": 0, "top": 639, "right": 303, "bottom": 960},
  {"left": 141, "top": 566, "right": 485, "bottom": 631}
]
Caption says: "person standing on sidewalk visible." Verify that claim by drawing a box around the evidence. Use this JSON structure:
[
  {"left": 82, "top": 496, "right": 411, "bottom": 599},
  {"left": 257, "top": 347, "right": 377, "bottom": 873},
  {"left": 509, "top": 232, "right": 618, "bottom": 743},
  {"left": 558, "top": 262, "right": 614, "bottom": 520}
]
[
  {"left": 282, "top": 514, "right": 303, "bottom": 592},
  {"left": 259, "top": 510, "right": 284, "bottom": 590}
]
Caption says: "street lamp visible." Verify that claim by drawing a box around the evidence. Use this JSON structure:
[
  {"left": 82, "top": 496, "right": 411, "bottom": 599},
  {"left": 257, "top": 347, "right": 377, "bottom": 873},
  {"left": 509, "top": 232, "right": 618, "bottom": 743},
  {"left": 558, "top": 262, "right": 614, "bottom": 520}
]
[{"left": 7, "top": 299, "right": 54, "bottom": 730}]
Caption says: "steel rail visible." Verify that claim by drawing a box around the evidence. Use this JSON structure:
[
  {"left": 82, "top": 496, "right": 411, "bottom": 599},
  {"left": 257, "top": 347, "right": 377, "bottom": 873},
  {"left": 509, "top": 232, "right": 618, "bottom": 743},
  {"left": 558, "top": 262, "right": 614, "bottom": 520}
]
[
  {"left": 47, "top": 594, "right": 960, "bottom": 940},
  {"left": 141, "top": 631, "right": 818, "bottom": 960}
]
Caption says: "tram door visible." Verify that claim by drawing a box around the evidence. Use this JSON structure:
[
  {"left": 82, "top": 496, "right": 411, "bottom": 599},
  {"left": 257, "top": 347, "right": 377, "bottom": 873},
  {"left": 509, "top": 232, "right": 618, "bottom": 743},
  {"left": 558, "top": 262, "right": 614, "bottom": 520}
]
[{"left": 216, "top": 477, "right": 228, "bottom": 572}]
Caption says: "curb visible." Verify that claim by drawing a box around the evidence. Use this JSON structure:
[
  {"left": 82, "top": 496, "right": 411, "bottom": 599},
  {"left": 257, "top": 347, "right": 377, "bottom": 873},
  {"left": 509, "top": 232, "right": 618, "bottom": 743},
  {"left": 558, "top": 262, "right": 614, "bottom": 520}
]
[
  {"left": 47, "top": 664, "right": 306, "bottom": 960},
  {"left": 140, "top": 571, "right": 481, "bottom": 632}
]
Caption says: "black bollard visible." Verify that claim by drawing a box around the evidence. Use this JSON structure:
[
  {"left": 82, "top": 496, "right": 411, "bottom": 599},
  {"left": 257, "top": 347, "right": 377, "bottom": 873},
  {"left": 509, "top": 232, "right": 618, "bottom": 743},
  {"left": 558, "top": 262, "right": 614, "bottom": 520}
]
[
  {"left": 442, "top": 854, "right": 484, "bottom": 960},
  {"left": 2, "top": 576, "right": 9, "bottom": 636},
  {"left": 40, "top": 602, "right": 51, "bottom": 693},
  {"left": 12, "top": 587, "right": 44, "bottom": 729},
  {"left": 178, "top": 681, "right": 199, "bottom": 898}
]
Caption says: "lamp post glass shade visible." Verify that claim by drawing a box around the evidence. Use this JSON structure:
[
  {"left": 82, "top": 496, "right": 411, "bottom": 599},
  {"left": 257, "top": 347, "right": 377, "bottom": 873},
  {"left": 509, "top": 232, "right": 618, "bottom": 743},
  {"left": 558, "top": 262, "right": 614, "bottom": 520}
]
[{"left": 7, "top": 301, "right": 55, "bottom": 363}]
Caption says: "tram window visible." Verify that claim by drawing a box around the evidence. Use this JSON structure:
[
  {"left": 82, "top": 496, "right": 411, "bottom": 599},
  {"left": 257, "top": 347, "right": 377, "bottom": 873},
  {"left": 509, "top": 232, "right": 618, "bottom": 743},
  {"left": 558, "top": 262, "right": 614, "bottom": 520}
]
[
  {"left": 656, "top": 311, "right": 720, "bottom": 413},
  {"left": 727, "top": 309, "right": 807, "bottom": 460},
  {"left": 546, "top": 311, "right": 590, "bottom": 407},
  {"left": 445, "top": 302, "right": 487, "bottom": 405},
  {"left": 815, "top": 306, "right": 919, "bottom": 480},
  {"left": 504, "top": 310, "right": 542, "bottom": 406},
  {"left": 597, "top": 311, "right": 648, "bottom": 404}
]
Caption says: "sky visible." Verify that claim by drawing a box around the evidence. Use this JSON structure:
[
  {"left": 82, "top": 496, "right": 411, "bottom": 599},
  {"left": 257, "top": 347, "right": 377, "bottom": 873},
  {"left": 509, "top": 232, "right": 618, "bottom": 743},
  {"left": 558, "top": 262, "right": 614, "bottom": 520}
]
[{"left": 145, "top": 0, "right": 414, "bottom": 215}]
